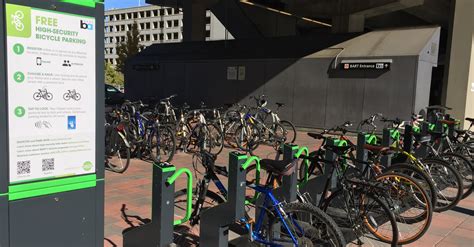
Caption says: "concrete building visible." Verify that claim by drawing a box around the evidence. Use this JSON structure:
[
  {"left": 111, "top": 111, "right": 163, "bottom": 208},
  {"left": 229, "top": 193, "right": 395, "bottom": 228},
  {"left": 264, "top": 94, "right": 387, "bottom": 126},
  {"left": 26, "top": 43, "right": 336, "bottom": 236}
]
[
  {"left": 127, "top": 0, "right": 473, "bottom": 128},
  {"left": 104, "top": 5, "right": 232, "bottom": 65}
]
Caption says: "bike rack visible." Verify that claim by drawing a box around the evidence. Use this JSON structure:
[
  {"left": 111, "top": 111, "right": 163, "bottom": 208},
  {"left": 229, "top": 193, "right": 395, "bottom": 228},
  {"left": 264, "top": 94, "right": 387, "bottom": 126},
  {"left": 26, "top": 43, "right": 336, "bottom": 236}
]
[
  {"left": 380, "top": 128, "right": 393, "bottom": 167},
  {"left": 356, "top": 132, "right": 369, "bottom": 171},
  {"left": 298, "top": 139, "right": 338, "bottom": 205},
  {"left": 122, "top": 163, "right": 192, "bottom": 247},
  {"left": 199, "top": 152, "right": 248, "bottom": 247},
  {"left": 414, "top": 122, "right": 431, "bottom": 158}
]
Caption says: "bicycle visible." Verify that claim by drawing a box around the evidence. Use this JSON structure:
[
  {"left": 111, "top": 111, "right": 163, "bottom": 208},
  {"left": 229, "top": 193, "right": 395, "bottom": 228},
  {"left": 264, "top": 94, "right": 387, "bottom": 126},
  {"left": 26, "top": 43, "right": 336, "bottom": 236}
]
[
  {"left": 33, "top": 88, "right": 53, "bottom": 101},
  {"left": 173, "top": 150, "right": 346, "bottom": 246},
  {"left": 63, "top": 90, "right": 82, "bottom": 101}
]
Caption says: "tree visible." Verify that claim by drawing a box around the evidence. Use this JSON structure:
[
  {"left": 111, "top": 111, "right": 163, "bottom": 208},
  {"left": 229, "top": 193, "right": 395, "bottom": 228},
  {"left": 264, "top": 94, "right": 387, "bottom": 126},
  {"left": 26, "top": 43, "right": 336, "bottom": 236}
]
[
  {"left": 105, "top": 62, "right": 124, "bottom": 87},
  {"left": 116, "top": 22, "right": 143, "bottom": 74}
]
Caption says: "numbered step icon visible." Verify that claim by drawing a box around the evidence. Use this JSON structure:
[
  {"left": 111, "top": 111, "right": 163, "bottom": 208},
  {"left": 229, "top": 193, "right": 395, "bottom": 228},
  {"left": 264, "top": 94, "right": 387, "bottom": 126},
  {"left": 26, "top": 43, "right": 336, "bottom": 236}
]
[
  {"left": 14, "top": 106, "right": 25, "bottom": 118},
  {"left": 13, "top": 71, "right": 25, "bottom": 83},
  {"left": 13, "top": 43, "right": 24, "bottom": 55}
]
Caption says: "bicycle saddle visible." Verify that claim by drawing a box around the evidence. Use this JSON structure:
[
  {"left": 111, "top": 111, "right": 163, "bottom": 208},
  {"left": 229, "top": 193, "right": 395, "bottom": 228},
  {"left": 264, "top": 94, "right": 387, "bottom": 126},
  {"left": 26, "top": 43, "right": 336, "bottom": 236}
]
[
  {"left": 259, "top": 159, "right": 297, "bottom": 176},
  {"left": 439, "top": 119, "right": 456, "bottom": 125},
  {"left": 307, "top": 132, "right": 324, "bottom": 140},
  {"left": 414, "top": 134, "right": 431, "bottom": 143},
  {"left": 325, "top": 145, "right": 352, "bottom": 155},
  {"left": 363, "top": 144, "right": 394, "bottom": 155},
  {"left": 466, "top": 117, "right": 474, "bottom": 123},
  {"left": 276, "top": 102, "right": 285, "bottom": 107}
]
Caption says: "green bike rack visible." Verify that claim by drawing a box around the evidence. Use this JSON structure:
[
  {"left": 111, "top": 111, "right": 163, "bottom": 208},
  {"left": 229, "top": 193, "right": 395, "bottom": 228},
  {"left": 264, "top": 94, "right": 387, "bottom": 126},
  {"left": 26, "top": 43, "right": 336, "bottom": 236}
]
[
  {"left": 241, "top": 156, "right": 261, "bottom": 204},
  {"left": 123, "top": 163, "right": 193, "bottom": 247},
  {"left": 167, "top": 167, "right": 193, "bottom": 226},
  {"left": 294, "top": 146, "right": 310, "bottom": 186}
]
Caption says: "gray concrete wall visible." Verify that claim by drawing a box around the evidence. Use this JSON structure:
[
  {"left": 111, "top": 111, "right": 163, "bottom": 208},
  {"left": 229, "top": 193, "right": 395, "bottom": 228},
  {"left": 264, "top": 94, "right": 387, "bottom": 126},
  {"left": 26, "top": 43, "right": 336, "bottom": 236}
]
[{"left": 126, "top": 55, "right": 426, "bottom": 129}]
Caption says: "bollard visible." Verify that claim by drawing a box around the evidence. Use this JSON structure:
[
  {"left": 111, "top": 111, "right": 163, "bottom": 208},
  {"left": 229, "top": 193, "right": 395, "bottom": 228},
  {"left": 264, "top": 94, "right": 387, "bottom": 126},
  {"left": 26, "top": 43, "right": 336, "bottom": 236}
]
[
  {"left": 356, "top": 133, "right": 368, "bottom": 171},
  {"left": 199, "top": 152, "right": 248, "bottom": 247},
  {"left": 403, "top": 125, "right": 414, "bottom": 153},
  {"left": 123, "top": 163, "right": 192, "bottom": 247}
]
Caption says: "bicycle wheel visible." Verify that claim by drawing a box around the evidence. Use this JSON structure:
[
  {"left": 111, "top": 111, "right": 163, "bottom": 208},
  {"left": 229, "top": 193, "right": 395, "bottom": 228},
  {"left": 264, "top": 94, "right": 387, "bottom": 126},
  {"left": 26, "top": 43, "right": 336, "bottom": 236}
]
[
  {"left": 174, "top": 188, "right": 225, "bottom": 246},
  {"left": 280, "top": 120, "right": 297, "bottom": 143},
  {"left": 205, "top": 123, "right": 224, "bottom": 155},
  {"left": 235, "top": 123, "right": 261, "bottom": 155},
  {"left": 223, "top": 120, "right": 240, "bottom": 148},
  {"left": 321, "top": 189, "right": 399, "bottom": 247},
  {"left": 375, "top": 172, "right": 432, "bottom": 245},
  {"left": 63, "top": 93, "right": 71, "bottom": 101},
  {"left": 383, "top": 163, "right": 437, "bottom": 209},
  {"left": 439, "top": 153, "right": 473, "bottom": 199},
  {"left": 263, "top": 202, "right": 346, "bottom": 247},
  {"left": 106, "top": 129, "right": 131, "bottom": 173},
  {"left": 150, "top": 126, "right": 176, "bottom": 163},
  {"left": 422, "top": 158, "right": 463, "bottom": 212},
  {"left": 268, "top": 123, "right": 286, "bottom": 149},
  {"left": 455, "top": 141, "right": 474, "bottom": 161}
]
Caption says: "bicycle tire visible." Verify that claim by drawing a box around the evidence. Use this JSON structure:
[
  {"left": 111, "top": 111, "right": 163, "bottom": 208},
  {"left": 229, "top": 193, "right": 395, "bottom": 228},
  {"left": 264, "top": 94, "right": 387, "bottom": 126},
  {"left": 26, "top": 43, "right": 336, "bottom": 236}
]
[
  {"left": 279, "top": 120, "right": 297, "bottom": 143},
  {"left": 106, "top": 129, "right": 131, "bottom": 173},
  {"left": 174, "top": 188, "right": 225, "bottom": 246},
  {"left": 375, "top": 172, "right": 432, "bottom": 244},
  {"left": 438, "top": 152, "right": 473, "bottom": 199},
  {"left": 206, "top": 123, "right": 224, "bottom": 155},
  {"left": 264, "top": 202, "right": 346, "bottom": 247},
  {"left": 383, "top": 163, "right": 437, "bottom": 209},
  {"left": 321, "top": 189, "right": 399, "bottom": 247},
  {"left": 235, "top": 123, "right": 261, "bottom": 155},
  {"left": 150, "top": 125, "right": 176, "bottom": 163},
  {"left": 422, "top": 158, "right": 463, "bottom": 212}
]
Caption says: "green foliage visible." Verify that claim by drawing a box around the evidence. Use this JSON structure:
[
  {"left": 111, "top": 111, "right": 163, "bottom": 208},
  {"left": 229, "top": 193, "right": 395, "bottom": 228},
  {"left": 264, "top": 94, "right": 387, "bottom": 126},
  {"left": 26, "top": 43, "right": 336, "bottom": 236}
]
[
  {"left": 105, "top": 62, "right": 124, "bottom": 87},
  {"left": 116, "top": 22, "right": 143, "bottom": 74}
]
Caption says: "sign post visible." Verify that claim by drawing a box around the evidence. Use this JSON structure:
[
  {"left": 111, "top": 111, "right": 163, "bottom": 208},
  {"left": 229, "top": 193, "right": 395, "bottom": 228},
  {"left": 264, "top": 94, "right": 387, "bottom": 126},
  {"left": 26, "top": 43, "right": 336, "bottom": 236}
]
[{"left": 0, "top": 0, "right": 104, "bottom": 246}]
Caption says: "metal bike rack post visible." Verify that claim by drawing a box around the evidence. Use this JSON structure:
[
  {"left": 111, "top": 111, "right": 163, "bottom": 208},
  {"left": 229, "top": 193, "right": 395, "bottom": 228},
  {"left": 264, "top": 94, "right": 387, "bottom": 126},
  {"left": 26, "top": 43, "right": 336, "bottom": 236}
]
[
  {"left": 403, "top": 125, "right": 414, "bottom": 153},
  {"left": 199, "top": 152, "right": 248, "bottom": 247},
  {"left": 381, "top": 128, "right": 392, "bottom": 167},
  {"left": 356, "top": 133, "right": 368, "bottom": 171},
  {"left": 325, "top": 139, "right": 339, "bottom": 191},
  {"left": 279, "top": 144, "right": 299, "bottom": 202},
  {"left": 414, "top": 122, "right": 431, "bottom": 158},
  {"left": 123, "top": 163, "right": 192, "bottom": 247}
]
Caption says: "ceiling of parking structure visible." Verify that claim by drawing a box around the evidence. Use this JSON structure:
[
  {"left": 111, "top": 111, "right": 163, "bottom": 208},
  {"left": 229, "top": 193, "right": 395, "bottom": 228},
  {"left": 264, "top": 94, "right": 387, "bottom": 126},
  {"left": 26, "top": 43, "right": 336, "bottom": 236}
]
[{"left": 307, "top": 26, "right": 441, "bottom": 59}]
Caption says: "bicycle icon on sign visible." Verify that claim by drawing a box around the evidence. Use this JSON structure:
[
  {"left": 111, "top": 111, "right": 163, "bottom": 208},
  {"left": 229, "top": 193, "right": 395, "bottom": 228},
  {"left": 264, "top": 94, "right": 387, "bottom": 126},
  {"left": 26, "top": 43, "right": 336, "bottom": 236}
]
[{"left": 11, "top": 10, "right": 25, "bottom": 31}]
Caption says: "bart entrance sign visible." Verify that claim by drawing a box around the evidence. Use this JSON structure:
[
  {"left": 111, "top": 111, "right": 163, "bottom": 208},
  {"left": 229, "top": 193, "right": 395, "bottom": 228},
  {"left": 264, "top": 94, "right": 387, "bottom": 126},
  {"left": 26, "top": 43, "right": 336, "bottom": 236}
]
[{"left": 0, "top": 0, "right": 104, "bottom": 246}]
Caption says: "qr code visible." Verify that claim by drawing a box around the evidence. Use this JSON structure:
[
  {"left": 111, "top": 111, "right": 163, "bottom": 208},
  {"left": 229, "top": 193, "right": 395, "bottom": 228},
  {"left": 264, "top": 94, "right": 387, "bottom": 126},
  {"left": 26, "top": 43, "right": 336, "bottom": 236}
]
[
  {"left": 42, "top": 158, "right": 55, "bottom": 172},
  {"left": 17, "top": 161, "right": 31, "bottom": 175}
]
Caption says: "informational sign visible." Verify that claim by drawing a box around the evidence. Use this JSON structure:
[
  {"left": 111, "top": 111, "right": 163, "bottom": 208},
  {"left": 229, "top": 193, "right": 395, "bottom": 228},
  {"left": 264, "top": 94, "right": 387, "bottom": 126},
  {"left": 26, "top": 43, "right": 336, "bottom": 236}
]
[
  {"left": 227, "top": 66, "right": 237, "bottom": 80},
  {"left": 341, "top": 59, "right": 392, "bottom": 70},
  {"left": 6, "top": 3, "right": 96, "bottom": 183}
]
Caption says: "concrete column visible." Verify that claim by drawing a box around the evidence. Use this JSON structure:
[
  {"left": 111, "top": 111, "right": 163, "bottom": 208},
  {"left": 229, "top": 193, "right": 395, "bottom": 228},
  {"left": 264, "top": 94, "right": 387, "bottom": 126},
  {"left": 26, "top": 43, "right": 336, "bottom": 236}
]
[
  {"left": 183, "top": 1, "right": 207, "bottom": 41},
  {"left": 331, "top": 14, "right": 365, "bottom": 33},
  {"left": 444, "top": 0, "right": 474, "bottom": 128}
]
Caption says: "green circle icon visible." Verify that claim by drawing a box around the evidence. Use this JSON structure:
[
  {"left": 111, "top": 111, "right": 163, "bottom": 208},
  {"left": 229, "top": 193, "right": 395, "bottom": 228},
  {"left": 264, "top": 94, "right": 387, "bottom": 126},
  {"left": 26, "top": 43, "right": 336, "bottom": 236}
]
[
  {"left": 13, "top": 44, "right": 24, "bottom": 55},
  {"left": 14, "top": 106, "right": 26, "bottom": 117},
  {"left": 13, "top": 72, "right": 25, "bottom": 83},
  {"left": 83, "top": 161, "right": 93, "bottom": 171}
]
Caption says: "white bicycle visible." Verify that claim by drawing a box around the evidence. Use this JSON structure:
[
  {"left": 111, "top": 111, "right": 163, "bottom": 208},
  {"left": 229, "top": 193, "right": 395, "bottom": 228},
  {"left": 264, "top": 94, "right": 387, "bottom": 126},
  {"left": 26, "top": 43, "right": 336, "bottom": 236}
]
[{"left": 11, "top": 10, "right": 25, "bottom": 31}]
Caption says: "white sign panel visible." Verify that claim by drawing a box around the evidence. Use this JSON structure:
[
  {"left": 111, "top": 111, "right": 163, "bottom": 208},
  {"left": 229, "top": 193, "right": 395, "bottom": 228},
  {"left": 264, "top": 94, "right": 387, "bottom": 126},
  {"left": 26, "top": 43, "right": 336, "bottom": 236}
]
[
  {"left": 6, "top": 4, "right": 96, "bottom": 183},
  {"left": 238, "top": 66, "right": 246, "bottom": 81},
  {"left": 227, "top": 66, "right": 237, "bottom": 80}
]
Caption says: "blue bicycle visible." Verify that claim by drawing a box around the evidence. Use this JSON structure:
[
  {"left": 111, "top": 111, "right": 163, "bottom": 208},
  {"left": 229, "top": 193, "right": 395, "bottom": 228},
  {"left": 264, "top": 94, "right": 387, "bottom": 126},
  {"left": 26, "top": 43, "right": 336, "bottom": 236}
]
[{"left": 173, "top": 151, "right": 346, "bottom": 246}]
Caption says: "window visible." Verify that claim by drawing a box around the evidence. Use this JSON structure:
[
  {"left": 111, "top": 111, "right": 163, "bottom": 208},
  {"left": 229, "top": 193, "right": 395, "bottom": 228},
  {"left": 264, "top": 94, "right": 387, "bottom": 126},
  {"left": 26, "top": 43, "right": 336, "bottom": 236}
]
[
  {"left": 153, "top": 34, "right": 158, "bottom": 41},
  {"left": 173, "top": 32, "right": 178, "bottom": 39},
  {"left": 140, "top": 11, "right": 145, "bottom": 17},
  {"left": 173, "top": 20, "right": 179, "bottom": 27},
  {"left": 140, "top": 23, "right": 145, "bottom": 30},
  {"left": 121, "top": 14, "right": 125, "bottom": 20},
  {"left": 206, "top": 16, "right": 211, "bottom": 24},
  {"left": 140, "top": 35, "right": 144, "bottom": 41},
  {"left": 167, "top": 20, "right": 172, "bottom": 28},
  {"left": 133, "top": 12, "right": 138, "bottom": 18},
  {"left": 159, "top": 21, "right": 164, "bottom": 28},
  {"left": 166, "top": 33, "right": 171, "bottom": 40},
  {"left": 146, "top": 11, "right": 151, "bottom": 17},
  {"left": 206, "top": 30, "right": 210, "bottom": 38},
  {"left": 127, "top": 13, "right": 132, "bottom": 19},
  {"left": 159, "top": 9, "right": 164, "bottom": 16},
  {"left": 146, "top": 23, "right": 151, "bottom": 29},
  {"left": 153, "top": 10, "right": 158, "bottom": 16},
  {"left": 146, "top": 34, "right": 150, "bottom": 41},
  {"left": 128, "top": 24, "right": 132, "bottom": 31},
  {"left": 121, "top": 25, "right": 126, "bottom": 32},
  {"left": 159, "top": 33, "right": 164, "bottom": 40}
]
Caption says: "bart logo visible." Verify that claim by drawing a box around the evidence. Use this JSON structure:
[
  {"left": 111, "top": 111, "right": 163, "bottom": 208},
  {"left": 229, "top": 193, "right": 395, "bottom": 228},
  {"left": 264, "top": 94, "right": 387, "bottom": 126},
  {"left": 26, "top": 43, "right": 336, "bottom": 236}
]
[
  {"left": 6, "top": 4, "right": 31, "bottom": 38},
  {"left": 80, "top": 20, "right": 94, "bottom": 30}
]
